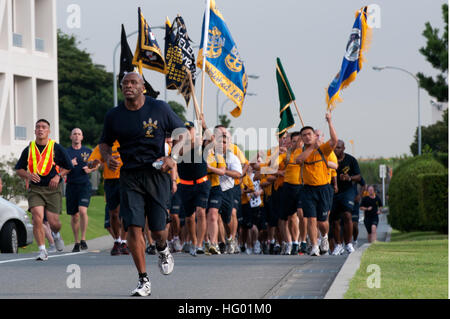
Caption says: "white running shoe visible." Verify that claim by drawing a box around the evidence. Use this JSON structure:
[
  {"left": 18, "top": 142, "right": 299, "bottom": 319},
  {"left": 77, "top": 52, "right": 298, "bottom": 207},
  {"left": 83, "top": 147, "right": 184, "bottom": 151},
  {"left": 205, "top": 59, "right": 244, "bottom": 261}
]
[
  {"left": 246, "top": 247, "right": 253, "bottom": 255},
  {"left": 285, "top": 243, "right": 292, "bottom": 255},
  {"left": 36, "top": 249, "right": 48, "bottom": 261},
  {"left": 253, "top": 241, "right": 261, "bottom": 255},
  {"left": 131, "top": 277, "right": 151, "bottom": 296},
  {"left": 332, "top": 244, "right": 344, "bottom": 256},
  {"left": 158, "top": 246, "right": 174, "bottom": 275},
  {"left": 310, "top": 245, "right": 320, "bottom": 256},
  {"left": 189, "top": 246, "right": 197, "bottom": 257},
  {"left": 172, "top": 238, "right": 182, "bottom": 252},
  {"left": 52, "top": 232, "right": 65, "bottom": 252},
  {"left": 346, "top": 243, "right": 355, "bottom": 254},
  {"left": 232, "top": 239, "right": 240, "bottom": 254},
  {"left": 226, "top": 237, "right": 234, "bottom": 254},
  {"left": 320, "top": 236, "right": 330, "bottom": 255}
]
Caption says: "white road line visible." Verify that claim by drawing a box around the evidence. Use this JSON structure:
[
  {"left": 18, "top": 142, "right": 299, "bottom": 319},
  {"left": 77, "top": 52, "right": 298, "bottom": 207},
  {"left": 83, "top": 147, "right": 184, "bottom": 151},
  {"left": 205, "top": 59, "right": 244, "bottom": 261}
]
[{"left": 0, "top": 251, "right": 88, "bottom": 264}]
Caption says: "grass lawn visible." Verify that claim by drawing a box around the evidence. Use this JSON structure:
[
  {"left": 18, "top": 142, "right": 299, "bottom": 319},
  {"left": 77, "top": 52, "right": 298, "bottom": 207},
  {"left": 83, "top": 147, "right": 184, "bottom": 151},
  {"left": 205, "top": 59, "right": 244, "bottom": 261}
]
[
  {"left": 345, "top": 230, "right": 448, "bottom": 299},
  {"left": 19, "top": 196, "right": 110, "bottom": 253}
]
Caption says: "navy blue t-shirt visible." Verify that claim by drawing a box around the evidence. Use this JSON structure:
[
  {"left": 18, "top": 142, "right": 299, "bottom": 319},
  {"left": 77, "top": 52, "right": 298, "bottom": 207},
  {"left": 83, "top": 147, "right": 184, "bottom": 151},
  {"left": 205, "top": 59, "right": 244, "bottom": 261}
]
[
  {"left": 177, "top": 145, "right": 208, "bottom": 181},
  {"left": 336, "top": 153, "right": 361, "bottom": 194},
  {"left": 66, "top": 145, "right": 92, "bottom": 184},
  {"left": 15, "top": 142, "right": 73, "bottom": 187},
  {"left": 100, "top": 96, "right": 185, "bottom": 170}
]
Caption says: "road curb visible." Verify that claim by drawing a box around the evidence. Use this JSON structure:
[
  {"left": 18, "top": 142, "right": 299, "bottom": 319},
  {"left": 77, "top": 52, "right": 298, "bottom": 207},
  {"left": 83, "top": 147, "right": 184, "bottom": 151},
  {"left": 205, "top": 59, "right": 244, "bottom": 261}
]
[{"left": 323, "top": 243, "right": 371, "bottom": 299}]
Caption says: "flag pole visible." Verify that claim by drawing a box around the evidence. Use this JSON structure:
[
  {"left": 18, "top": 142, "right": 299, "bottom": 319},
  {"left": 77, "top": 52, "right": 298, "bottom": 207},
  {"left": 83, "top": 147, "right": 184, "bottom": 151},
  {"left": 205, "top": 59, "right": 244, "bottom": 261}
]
[
  {"left": 276, "top": 64, "right": 305, "bottom": 127},
  {"left": 187, "top": 70, "right": 201, "bottom": 121},
  {"left": 292, "top": 101, "right": 305, "bottom": 127},
  {"left": 200, "top": 0, "right": 211, "bottom": 115}
]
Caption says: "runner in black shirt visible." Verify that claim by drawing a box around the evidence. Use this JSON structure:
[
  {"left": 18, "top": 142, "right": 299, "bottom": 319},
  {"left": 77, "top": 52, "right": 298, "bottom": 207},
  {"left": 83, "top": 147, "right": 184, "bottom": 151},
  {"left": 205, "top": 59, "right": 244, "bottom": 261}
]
[
  {"left": 99, "top": 72, "right": 184, "bottom": 297},
  {"left": 330, "top": 140, "right": 361, "bottom": 255},
  {"left": 360, "top": 185, "right": 382, "bottom": 243}
]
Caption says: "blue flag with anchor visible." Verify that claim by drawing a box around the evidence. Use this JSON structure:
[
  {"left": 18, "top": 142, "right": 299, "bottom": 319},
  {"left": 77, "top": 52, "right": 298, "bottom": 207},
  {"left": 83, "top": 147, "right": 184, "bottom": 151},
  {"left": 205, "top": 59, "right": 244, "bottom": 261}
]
[{"left": 197, "top": 0, "right": 248, "bottom": 117}]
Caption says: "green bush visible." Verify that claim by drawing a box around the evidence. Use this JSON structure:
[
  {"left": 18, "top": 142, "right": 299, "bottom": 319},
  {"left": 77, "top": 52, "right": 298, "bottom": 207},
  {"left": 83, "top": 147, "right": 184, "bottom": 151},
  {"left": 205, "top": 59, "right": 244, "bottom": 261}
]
[
  {"left": 418, "top": 173, "right": 448, "bottom": 233},
  {"left": 388, "top": 155, "right": 446, "bottom": 231},
  {"left": 0, "top": 155, "right": 27, "bottom": 202},
  {"left": 434, "top": 152, "right": 448, "bottom": 168}
]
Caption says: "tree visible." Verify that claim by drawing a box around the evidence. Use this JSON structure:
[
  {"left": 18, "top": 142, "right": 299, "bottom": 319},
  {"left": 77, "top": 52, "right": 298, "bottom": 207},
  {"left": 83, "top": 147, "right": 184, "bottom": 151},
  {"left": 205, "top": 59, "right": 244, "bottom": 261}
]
[
  {"left": 416, "top": 3, "right": 448, "bottom": 102},
  {"left": 0, "top": 155, "right": 27, "bottom": 202},
  {"left": 410, "top": 109, "right": 448, "bottom": 155},
  {"left": 219, "top": 114, "right": 231, "bottom": 128},
  {"left": 58, "top": 31, "right": 115, "bottom": 148},
  {"left": 167, "top": 101, "right": 187, "bottom": 122}
]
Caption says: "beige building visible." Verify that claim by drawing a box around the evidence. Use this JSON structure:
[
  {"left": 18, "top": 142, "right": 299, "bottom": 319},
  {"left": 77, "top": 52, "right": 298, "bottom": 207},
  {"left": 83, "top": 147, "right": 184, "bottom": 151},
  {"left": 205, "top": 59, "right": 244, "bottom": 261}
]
[{"left": 0, "top": 0, "right": 58, "bottom": 160}]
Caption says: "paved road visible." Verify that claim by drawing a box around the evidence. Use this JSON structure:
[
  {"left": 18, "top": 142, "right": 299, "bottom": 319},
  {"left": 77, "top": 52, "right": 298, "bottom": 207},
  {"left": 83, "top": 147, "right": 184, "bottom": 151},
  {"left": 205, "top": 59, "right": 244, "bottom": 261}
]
[{"left": 0, "top": 213, "right": 390, "bottom": 299}]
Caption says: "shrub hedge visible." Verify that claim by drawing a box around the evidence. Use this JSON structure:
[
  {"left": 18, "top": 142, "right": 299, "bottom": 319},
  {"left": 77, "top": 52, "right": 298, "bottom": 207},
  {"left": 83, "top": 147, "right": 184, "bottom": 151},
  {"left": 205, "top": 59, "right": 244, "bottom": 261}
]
[
  {"left": 388, "top": 155, "right": 446, "bottom": 232},
  {"left": 418, "top": 172, "right": 448, "bottom": 233}
]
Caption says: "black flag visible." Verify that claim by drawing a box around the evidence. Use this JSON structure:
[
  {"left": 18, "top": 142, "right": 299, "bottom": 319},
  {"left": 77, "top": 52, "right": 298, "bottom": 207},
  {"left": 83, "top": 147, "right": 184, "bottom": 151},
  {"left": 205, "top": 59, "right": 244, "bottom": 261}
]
[
  {"left": 164, "top": 15, "right": 196, "bottom": 106},
  {"left": 119, "top": 24, "right": 159, "bottom": 98}
]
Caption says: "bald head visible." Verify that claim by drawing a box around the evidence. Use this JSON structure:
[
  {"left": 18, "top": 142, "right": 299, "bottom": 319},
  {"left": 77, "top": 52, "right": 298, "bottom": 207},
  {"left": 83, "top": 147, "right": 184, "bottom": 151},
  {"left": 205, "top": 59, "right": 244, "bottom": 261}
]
[
  {"left": 335, "top": 139, "right": 345, "bottom": 157},
  {"left": 70, "top": 128, "right": 83, "bottom": 145}
]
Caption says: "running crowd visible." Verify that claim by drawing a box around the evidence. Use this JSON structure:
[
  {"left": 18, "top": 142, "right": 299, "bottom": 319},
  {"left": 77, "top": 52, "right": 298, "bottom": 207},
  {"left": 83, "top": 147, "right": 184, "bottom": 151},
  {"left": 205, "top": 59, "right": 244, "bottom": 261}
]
[{"left": 12, "top": 72, "right": 383, "bottom": 296}]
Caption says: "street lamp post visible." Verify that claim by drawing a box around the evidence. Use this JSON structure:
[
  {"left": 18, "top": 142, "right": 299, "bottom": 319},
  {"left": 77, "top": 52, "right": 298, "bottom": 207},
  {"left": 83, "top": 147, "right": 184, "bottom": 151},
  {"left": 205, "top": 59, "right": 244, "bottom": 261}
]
[
  {"left": 372, "top": 65, "right": 422, "bottom": 155},
  {"left": 112, "top": 26, "right": 165, "bottom": 108}
]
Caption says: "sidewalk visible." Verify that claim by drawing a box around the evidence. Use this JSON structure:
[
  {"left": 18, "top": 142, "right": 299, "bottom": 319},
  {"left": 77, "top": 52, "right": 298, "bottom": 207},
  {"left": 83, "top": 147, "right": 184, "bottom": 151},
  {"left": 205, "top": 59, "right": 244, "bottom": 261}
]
[{"left": 324, "top": 211, "right": 392, "bottom": 299}]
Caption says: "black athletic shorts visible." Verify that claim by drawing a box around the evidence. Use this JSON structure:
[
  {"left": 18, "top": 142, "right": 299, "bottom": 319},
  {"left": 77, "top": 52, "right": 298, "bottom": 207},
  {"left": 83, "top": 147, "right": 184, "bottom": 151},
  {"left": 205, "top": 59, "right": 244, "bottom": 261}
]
[
  {"left": 66, "top": 182, "right": 92, "bottom": 215},
  {"left": 267, "top": 189, "right": 280, "bottom": 227},
  {"left": 119, "top": 167, "right": 171, "bottom": 232},
  {"left": 178, "top": 180, "right": 211, "bottom": 217},
  {"left": 231, "top": 184, "right": 241, "bottom": 209},
  {"left": 364, "top": 214, "right": 379, "bottom": 234},
  {"left": 104, "top": 178, "right": 120, "bottom": 211},
  {"left": 207, "top": 185, "right": 223, "bottom": 210},
  {"left": 352, "top": 201, "right": 360, "bottom": 223},
  {"left": 301, "top": 184, "right": 331, "bottom": 222},
  {"left": 330, "top": 188, "right": 356, "bottom": 222},
  {"left": 104, "top": 203, "right": 110, "bottom": 229},
  {"left": 219, "top": 188, "right": 234, "bottom": 225},
  {"left": 280, "top": 183, "right": 302, "bottom": 221}
]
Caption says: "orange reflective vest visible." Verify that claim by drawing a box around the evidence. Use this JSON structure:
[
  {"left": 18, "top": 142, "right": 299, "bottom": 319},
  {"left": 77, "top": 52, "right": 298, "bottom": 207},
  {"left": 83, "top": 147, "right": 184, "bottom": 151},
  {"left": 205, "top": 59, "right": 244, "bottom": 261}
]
[{"left": 27, "top": 139, "right": 56, "bottom": 176}]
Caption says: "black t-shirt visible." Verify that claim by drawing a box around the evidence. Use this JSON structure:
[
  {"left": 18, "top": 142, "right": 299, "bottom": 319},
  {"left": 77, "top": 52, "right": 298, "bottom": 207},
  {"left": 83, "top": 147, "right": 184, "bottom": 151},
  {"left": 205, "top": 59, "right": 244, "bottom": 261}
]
[
  {"left": 177, "top": 145, "right": 208, "bottom": 181},
  {"left": 336, "top": 153, "right": 360, "bottom": 194},
  {"left": 15, "top": 142, "right": 73, "bottom": 187},
  {"left": 361, "top": 195, "right": 382, "bottom": 219},
  {"left": 66, "top": 146, "right": 92, "bottom": 184},
  {"left": 100, "top": 96, "right": 185, "bottom": 171}
]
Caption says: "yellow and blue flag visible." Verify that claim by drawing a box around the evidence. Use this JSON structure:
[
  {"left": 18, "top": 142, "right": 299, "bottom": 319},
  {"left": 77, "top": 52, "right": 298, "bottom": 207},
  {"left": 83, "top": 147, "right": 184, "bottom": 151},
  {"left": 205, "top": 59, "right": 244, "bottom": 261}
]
[
  {"left": 326, "top": 7, "right": 372, "bottom": 111},
  {"left": 197, "top": 0, "right": 248, "bottom": 117}
]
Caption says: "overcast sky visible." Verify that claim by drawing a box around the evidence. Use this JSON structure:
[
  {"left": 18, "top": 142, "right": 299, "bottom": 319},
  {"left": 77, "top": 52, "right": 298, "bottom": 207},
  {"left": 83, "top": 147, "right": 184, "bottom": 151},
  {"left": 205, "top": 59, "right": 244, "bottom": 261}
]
[{"left": 56, "top": 0, "right": 446, "bottom": 158}]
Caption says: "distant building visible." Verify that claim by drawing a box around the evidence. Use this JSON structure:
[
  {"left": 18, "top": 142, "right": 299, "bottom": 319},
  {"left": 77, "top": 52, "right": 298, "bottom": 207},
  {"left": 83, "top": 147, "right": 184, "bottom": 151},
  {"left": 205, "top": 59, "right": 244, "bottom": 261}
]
[
  {"left": 430, "top": 100, "right": 448, "bottom": 124},
  {"left": 0, "top": 0, "right": 58, "bottom": 160}
]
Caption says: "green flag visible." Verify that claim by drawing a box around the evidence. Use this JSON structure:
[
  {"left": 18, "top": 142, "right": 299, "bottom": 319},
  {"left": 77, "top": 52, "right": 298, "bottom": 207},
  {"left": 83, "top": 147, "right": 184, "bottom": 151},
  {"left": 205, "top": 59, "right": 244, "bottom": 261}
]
[{"left": 276, "top": 57, "right": 295, "bottom": 135}]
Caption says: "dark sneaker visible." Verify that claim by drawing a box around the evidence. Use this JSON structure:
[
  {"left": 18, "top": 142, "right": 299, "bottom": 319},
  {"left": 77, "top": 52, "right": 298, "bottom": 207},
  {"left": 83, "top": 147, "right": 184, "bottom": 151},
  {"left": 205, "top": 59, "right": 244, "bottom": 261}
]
[
  {"left": 146, "top": 244, "right": 156, "bottom": 255},
  {"left": 262, "top": 242, "right": 269, "bottom": 255},
  {"left": 299, "top": 242, "right": 307, "bottom": 255},
  {"left": 80, "top": 240, "right": 88, "bottom": 250},
  {"left": 72, "top": 243, "right": 80, "bottom": 252},
  {"left": 131, "top": 277, "right": 151, "bottom": 297},
  {"left": 269, "top": 242, "right": 275, "bottom": 255},
  {"left": 218, "top": 242, "right": 226, "bottom": 254},
  {"left": 111, "top": 242, "right": 121, "bottom": 256},
  {"left": 291, "top": 243, "right": 299, "bottom": 255},
  {"left": 273, "top": 244, "right": 281, "bottom": 255},
  {"left": 120, "top": 243, "right": 130, "bottom": 255}
]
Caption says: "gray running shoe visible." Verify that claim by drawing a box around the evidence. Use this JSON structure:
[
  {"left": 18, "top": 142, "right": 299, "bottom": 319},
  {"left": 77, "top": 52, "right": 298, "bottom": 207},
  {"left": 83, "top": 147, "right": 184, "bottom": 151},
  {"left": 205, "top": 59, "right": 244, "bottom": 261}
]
[
  {"left": 52, "top": 232, "right": 65, "bottom": 252},
  {"left": 158, "top": 246, "right": 174, "bottom": 275},
  {"left": 36, "top": 249, "right": 48, "bottom": 261},
  {"left": 172, "top": 238, "right": 182, "bottom": 252},
  {"left": 47, "top": 244, "right": 57, "bottom": 253},
  {"left": 131, "top": 277, "right": 151, "bottom": 296},
  {"left": 320, "top": 236, "right": 330, "bottom": 255}
]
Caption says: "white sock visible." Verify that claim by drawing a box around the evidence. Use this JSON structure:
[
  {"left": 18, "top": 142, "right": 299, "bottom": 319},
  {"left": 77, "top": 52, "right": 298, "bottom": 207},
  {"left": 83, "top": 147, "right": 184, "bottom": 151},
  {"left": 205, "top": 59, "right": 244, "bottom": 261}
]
[
  {"left": 293, "top": 241, "right": 299, "bottom": 245},
  {"left": 121, "top": 239, "right": 127, "bottom": 244},
  {"left": 115, "top": 238, "right": 121, "bottom": 243},
  {"left": 322, "top": 234, "right": 328, "bottom": 240},
  {"left": 39, "top": 245, "right": 46, "bottom": 251}
]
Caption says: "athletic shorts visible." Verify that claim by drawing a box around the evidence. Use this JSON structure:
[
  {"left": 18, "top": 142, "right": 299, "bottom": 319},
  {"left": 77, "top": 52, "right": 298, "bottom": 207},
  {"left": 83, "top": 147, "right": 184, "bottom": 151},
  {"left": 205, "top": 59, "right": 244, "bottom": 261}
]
[
  {"left": 267, "top": 190, "right": 280, "bottom": 227},
  {"left": 207, "top": 186, "right": 223, "bottom": 210},
  {"left": 330, "top": 188, "right": 356, "bottom": 222},
  {"left": 119, "top": 167, "right": 171, "bottom": 232},
  {"left": 170, "top": 189, "right": 184, "bottom": 215},
  {"left": 231, "top": 184, "right": 241, "bottom": 209},
  {"left": 104, "top": 179, "right": 121, "bottom": 211},
  {"left": 364, "top": 214, "right": 379, "bottom": 234},
  {"left": 280, "top": 183, "right": 302, "bottom": 221},
  {"left": 352, "top": 201, "right": 360, "bottom": 223},
  {"left": 178, "top": 180, "right": 211, "bottom": 217},
  {"left": 28, "top": 183, "right": 63, "bottom": 214},
  {"left": 66, "top": 182, "right": 92, "bottom": 215},
  {"left": 219, "top": 188, "right": 233, "bottom": 225},
  {"left": 300, "top": 184, "right": 331, "bottom": 222}
]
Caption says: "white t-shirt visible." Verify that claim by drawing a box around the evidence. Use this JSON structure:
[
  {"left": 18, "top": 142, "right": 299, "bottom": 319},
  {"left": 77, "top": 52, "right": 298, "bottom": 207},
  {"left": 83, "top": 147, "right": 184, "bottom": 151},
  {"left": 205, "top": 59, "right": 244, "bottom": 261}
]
[
  {"left": 219, "top": 151, "right": 242, "bottom": 192},
  {"left": 249, "top": 172, "right": 262, "bottom": 208}
]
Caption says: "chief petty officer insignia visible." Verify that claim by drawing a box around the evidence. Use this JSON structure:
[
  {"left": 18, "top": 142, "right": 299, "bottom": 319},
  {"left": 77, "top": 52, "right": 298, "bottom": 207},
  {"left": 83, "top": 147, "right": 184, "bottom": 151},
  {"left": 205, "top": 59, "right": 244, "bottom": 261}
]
[
  {"left": 207, "top": 26, "right": 225, "bottom": 59},
  {"left": 81, "top": 152, "right": 90, "bottom": 162},
  {"left": 143, "top": 118, "right": 158, "bottom": 138},
  {"left": 225, "top": 46, "right": 243, "bottom": 72}
]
